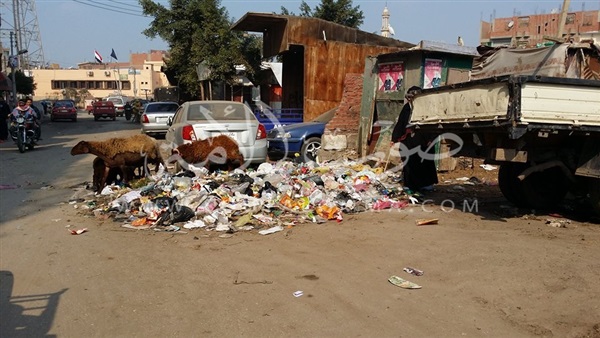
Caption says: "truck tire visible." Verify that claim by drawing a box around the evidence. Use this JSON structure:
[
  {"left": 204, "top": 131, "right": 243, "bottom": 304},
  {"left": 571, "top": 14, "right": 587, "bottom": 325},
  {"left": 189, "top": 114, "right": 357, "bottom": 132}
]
[
  {"left": 521, "top": 164, "right": 569, "bottom": 210},
  {"left": 498, "top": 163, "right": 528, "bottom": 207},
  {"left": 300, "top": 137, "right": 321, "bottom": 163}
]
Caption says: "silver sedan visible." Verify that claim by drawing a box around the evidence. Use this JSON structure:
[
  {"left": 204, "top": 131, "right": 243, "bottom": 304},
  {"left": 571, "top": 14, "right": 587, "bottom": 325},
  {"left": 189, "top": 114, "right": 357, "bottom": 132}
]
[
  {"left": 140, "top": 102, "right": 180, "bottom": 136},
  {"left": 165, "top": 100, "right": 268, "bottom": 166}
]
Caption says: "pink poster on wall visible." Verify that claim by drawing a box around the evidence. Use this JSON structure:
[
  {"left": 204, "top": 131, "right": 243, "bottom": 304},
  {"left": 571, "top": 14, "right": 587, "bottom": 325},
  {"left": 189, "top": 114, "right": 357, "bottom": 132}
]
[
  {"left": 378, "top": 62, "right": 404, "bottom": 92},
  {"left": 424, "top": 58, "right": 443, "bottom": 89}
]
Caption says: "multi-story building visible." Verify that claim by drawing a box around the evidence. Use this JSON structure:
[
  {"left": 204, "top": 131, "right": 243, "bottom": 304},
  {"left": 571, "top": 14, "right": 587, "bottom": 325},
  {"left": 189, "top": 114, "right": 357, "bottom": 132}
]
[
  {"left": 28, "top": 50, "right": 171, "bottom": 101},
  {"left": 480, "top": 9, "right": 599, "bottom": 48}
]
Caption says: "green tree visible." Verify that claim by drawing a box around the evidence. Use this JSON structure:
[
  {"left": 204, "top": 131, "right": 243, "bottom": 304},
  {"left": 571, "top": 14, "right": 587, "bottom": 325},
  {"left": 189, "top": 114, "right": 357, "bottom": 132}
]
[
  {"left": 11, "top": 70, "right": 36, "bottom": 95},
  {"left": 140, "top": 0, "right": 261, "bottom": 100},
  {"left": 281, "top": 0, "right": 364, "bottom": 28}
]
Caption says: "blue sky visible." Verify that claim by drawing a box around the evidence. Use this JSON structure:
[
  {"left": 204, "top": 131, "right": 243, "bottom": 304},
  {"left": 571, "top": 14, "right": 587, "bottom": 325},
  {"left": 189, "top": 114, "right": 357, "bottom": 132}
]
[{"left": 4, "top": 0, "right": 598, "bottom": 68}]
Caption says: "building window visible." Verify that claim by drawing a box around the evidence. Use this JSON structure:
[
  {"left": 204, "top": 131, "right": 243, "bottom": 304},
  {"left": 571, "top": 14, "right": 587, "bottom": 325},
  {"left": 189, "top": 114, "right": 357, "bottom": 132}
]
[
  {"left": 565, "top": 13, "right": 575, "bottom": 24},
  {"left": 583, "top": 13, "right": 593, "bottom": 26},
  {"left": 122, "top": 81, "right": 131, "bottom": 90}
]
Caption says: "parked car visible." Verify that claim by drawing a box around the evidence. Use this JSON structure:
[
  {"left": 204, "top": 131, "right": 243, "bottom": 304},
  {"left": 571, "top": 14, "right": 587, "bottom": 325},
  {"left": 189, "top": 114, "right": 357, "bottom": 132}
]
[
  {"left": 267, "top": 108, "right": 336, "bottom": 162},
  {"left": 165, "top": 100, "right": 268, "bottom": 166},
  {"left": 106, "top": 96, "right": 127, "bottom": 116},
  {"left": 141, "top": 101, "right": 180, "bottom": 136},
  {"left": 93, "top": 100, "right": 116, "bottom": 121},
  {"left": 50, "top": 100, "right": 78, "bottom": 122}
]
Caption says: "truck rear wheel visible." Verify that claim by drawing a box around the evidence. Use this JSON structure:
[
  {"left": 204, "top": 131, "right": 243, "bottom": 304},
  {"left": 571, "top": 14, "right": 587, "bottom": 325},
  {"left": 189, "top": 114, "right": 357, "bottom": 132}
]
[
  {"left": 521, "top": 164, "right": 569, "bottom": 209},
  {"left": 498, "top": 163, "right": 528, "bottom": 207}
]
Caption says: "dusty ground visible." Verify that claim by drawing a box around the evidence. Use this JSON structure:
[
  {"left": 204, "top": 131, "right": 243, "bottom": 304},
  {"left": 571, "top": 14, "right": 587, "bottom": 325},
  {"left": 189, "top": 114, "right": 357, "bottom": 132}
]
[{"left": 1, "top": 115, "right": 600, "bottom": 337}]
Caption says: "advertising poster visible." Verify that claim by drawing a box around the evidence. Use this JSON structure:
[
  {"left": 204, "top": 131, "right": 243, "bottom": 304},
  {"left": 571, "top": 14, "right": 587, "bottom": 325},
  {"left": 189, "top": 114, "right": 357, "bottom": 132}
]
[
  {"left": 378, "top": 62, "right": 404, "bottom": 92},
  {"left": 424, "top": 58, "right": 443, "bottom": 89}
]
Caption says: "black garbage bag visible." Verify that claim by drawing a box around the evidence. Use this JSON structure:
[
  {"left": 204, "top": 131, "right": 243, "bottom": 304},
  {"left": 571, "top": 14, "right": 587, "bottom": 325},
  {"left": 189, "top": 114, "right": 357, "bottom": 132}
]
[
  {"left": 156, "top": 205, "right": 195, "bottom": 226},
  {"left": 174, "top": 170, "right": 196, "bottom": 178},
  {"left": 259, "top": 181, "right": 277, "bottom": 197}
]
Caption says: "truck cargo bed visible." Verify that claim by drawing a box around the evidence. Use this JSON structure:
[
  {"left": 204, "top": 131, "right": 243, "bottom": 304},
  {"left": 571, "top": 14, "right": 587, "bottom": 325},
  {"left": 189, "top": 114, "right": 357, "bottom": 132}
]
[{"left": 411, "top": 75, "right": 600, "bottom": 130}]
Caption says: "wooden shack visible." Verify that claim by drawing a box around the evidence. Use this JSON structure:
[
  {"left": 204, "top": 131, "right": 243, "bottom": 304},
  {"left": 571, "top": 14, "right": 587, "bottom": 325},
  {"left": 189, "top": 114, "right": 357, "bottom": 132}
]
[{"left": 231, "top": 13, "right": 414, "bottom": 121}]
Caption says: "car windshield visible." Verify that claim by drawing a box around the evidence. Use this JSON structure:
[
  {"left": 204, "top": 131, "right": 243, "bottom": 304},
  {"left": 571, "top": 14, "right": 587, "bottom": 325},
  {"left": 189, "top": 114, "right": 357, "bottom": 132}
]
[
  {"left": 188, "top": 103, "right": 254, "bottom": 121},
  {"left": 54, "top": 101, "right": 74, "bottom": 108},
  {"left": 107, "top": 98, "right": 123, "bottom": 104},
  {"left": 146, "top": 103, "right": 178, "bottom": 113}
]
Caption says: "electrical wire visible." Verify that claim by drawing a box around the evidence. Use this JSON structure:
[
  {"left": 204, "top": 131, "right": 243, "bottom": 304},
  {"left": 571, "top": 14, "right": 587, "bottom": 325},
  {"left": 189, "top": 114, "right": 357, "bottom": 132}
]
[{"left": 72, "top": 0, "right": 145, "bottom": 17}]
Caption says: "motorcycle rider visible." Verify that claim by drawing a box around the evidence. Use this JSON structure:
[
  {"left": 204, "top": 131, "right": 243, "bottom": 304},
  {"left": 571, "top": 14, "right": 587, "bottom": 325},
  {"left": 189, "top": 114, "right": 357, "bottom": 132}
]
[
  {"left": 25, "top": 97, "right": 42, "bottom": 140},
  {"left": 10, "top": 98, "right": 40, "bottom": 142}
]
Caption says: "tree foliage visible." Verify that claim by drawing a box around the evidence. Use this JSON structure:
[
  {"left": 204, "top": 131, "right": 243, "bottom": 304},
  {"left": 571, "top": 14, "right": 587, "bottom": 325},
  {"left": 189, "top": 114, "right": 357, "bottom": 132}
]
[
  {"left": 281, "top": 0, "right": 364, "bottom": 28},
  {"left": 11, "top": 70, "right": 36, "bottom": 95},
  {"left": 140, "top": 0, "right": 262, "bottom": 100}
]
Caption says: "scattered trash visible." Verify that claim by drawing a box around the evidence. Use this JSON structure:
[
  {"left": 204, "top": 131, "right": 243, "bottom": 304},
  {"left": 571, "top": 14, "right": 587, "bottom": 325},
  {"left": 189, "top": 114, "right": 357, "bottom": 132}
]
[
  {"left": 40, "top": 185, "right": 53, "bottom": 190},
  {"left": 403, "top": 267, "right": 424, "bottom": 276},
  {"left": 388, "top": 275, "right": 421, "bottom": 289},
  {"left": 293, "top": 290, "right": 304, "bottom": 297},
  {"left": 416, "top": 218, "right": 439, "bottom": 226},
  {"left": 69, "top": 228, "right": 88, "bottom": 235},
  {"left": 68, "top": 158, "right": 437, "bottom": 236},
  {"left": 546, "top": 219, "right": 570, "bottom": 228},
  {"left": 479, "top": 164, "right": 497, "bottom": 171},
  {"left": 259, "top": 225, "right": 284, "bottom": 235}
]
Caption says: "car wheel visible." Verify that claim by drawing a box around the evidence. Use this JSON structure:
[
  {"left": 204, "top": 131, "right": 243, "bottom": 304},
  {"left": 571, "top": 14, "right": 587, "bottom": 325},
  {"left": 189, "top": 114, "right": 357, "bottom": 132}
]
[
  {"left": 300, "top": 137, "right": 321, "bottom": 163},
  {"left": 72, "top": 117, "right": 77, "bottom": 122},
  {"left": 94, "top": 116, "right": 99, "bottom": 121},
  {"left": 112, "top": 116, "right": 116, "bottom": 121}
]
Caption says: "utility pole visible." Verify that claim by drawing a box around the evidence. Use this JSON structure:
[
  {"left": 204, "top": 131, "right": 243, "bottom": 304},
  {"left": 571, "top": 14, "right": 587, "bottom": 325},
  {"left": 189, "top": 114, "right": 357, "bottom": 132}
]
[
  {"left": 10, "top": 31, "right": 17, "bottom": 106},
  {"left": 556, "top": 0, "right": 571, "bottom": 40},
  {"left": 9, "top": 31, "right": 29, "bottom": 107}
]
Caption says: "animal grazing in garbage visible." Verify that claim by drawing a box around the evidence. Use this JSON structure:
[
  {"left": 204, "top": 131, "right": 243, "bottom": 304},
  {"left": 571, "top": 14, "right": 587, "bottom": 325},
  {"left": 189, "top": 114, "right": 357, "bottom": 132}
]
[
  {"left": 170, "top": 135, "right": 244, "bottom": 171},
  {"left": 92, "top": 157, "right": 136, "bottom": 192},
  {"left": 71, "top": 134, "right": 164, "bottom": 190}
]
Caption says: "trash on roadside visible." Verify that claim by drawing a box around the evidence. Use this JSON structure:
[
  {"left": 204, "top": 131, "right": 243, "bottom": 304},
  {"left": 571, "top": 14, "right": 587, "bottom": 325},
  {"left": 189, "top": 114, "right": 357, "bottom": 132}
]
[
  {"left": 293, "top": 290, "right": 304, "bottom": 297},
  {"left": 69, "top": 228, "right": 88, "bottom": 235},
  {"left": 259, "top": 225, "right": 284, "bottom": 235},
  {"left": 546, "top": 218, "right": 570, "bottom": 228},
  {"left": 479, "top": 164, "right": 497, "bottom": 171},
  {"left": 70, "top": 158, "right": 434, "bottom": 236},
  {"left": 403, "top": 267, "right": 424, "bottom": 276},
  {"left": 416, "top": 218, "right": 439, "bottom": 226},
  {"left": 388, "top": 275, "right": 422, "bottom": 289}
]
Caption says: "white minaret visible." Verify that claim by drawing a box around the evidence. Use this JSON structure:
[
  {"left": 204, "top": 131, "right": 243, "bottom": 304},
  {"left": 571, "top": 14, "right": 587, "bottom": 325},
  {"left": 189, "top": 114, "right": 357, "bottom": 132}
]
[{"left": 381, "top": 6, "right": 392, "bottom": 37}]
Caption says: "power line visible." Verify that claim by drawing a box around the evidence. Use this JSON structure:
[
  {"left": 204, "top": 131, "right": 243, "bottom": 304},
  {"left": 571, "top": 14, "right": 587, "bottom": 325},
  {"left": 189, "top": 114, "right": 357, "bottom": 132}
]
[
  {"left": 107, "top": 0, "right": 141, "bottom": 9},
  {"left": 72, "top": 0, "right": 145, "bottom": 17}
]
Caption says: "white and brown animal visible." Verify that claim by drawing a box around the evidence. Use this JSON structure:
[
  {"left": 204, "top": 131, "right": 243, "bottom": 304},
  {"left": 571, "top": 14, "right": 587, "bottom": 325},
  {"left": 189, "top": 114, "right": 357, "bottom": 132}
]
[{"left": 170, "top": 135, "right": 244, "bottom": 171}]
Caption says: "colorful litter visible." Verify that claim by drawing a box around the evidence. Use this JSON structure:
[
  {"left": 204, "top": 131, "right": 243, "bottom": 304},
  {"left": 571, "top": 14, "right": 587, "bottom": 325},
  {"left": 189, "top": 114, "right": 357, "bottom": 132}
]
[{"left": 71, "top": 159, "right": 424, "bottom": 235}]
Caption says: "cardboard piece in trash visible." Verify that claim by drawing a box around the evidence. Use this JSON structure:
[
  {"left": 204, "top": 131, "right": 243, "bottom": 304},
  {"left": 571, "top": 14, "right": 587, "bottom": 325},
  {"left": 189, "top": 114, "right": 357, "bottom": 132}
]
[
  {"left": 388, "top": 275, "right": 421, "bottom": 289},
  {"left": 416, "top": 218, "right": 439, "bottom": 226}
]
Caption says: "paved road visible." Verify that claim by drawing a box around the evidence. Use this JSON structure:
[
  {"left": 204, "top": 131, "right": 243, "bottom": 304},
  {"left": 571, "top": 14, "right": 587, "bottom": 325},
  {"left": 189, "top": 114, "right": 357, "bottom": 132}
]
[{"left": 0, "top": 111, "right": 142, "bottom": 336}]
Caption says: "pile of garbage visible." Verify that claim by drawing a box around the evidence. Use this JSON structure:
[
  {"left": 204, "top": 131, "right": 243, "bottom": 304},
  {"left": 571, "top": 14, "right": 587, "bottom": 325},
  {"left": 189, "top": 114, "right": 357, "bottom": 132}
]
[{"left": 76, "top": 160, "right": 415, "bottom": 235}]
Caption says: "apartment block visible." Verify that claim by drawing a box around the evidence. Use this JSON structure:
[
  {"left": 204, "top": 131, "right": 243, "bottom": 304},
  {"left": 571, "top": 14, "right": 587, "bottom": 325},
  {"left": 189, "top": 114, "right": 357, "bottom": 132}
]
[{"left": 480, "top": 10, "right": 599, "bottom": 48}]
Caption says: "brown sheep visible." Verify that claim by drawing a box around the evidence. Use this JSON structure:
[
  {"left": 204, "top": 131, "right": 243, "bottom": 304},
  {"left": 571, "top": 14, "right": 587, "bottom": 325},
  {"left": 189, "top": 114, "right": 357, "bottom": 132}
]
[
  {"left": 170, "top": 135, "right": 244, "bottom": 171},
  {"left": 72, "top": 134, "right": 164, "bottom": 186},
  {"left": 92, "top": 157, "right": 136, "bottom": 192}
]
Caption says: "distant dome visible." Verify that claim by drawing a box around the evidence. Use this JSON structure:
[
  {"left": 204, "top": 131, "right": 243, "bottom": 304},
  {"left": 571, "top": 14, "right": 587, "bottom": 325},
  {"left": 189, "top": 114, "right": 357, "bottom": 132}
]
[{"left": 382, "top": 6, "right": 389, "bottom": 15}]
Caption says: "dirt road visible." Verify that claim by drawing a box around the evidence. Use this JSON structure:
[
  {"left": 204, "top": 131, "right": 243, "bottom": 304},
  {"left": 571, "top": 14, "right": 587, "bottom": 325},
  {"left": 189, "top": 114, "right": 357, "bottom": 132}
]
[{"left": 1, "top": 112, "right": 599, "bottom": 337}]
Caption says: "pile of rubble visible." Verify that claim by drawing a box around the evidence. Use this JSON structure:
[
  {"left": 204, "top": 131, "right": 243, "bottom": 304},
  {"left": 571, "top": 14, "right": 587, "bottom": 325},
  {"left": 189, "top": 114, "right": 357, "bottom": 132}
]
[{"left": 73, "top": 160, "right": 416, "bottom": 235}]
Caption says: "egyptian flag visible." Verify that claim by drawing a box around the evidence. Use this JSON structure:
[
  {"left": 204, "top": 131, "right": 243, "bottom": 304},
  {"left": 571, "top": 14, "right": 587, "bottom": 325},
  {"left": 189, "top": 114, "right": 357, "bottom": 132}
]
[{"left": 94, "top": 50, "right": 103, "bottom": 63}]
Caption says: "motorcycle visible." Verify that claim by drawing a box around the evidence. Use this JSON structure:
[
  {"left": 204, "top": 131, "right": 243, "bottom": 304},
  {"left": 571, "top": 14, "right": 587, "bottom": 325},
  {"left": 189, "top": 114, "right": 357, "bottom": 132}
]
[
  {"left": 124, "top": 103, "right": 133, "bottom": 121},
  {"left": 10, "top": 113, "right": 37, "bottom": 153}
]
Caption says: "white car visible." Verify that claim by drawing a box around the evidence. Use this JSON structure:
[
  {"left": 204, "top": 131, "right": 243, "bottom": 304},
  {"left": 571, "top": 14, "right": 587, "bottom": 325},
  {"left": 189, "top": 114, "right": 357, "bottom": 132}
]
[
  {"left": 106, "top": 96, "right": 127, "bottom": 117},
  {"left": 165, "top": 100, "right": 268, "bottom": 166}
]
